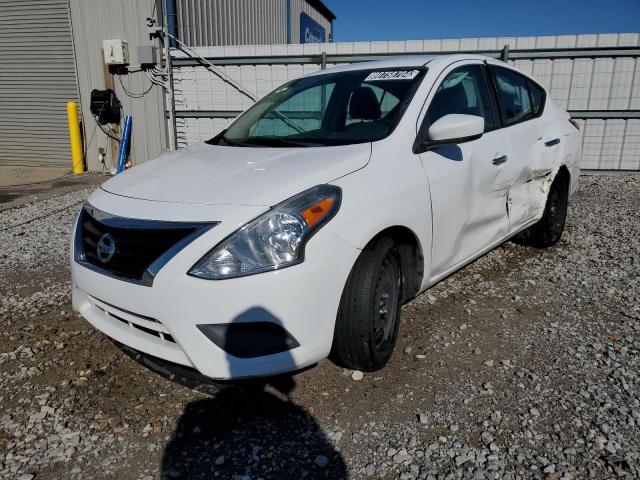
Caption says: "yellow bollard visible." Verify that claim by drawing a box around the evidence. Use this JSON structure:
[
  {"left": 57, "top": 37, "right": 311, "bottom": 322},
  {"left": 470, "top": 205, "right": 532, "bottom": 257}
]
[{"left": 66, "top": 101, "right": 84, "bottom": 174}]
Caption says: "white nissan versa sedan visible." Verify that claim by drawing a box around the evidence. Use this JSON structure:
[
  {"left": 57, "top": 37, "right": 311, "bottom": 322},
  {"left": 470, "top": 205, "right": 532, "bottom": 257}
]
[{"left": 72, "top": 54, "right": 580, "bottom": 381}]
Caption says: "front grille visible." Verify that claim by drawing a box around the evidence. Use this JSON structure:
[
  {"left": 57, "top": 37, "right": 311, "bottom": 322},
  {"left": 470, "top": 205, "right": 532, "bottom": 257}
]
[{"left": 77, "top": 205, "right": 214, "bottom": 284}]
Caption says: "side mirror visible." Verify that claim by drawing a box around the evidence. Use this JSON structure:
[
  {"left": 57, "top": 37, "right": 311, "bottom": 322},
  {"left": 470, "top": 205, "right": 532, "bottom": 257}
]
[
  {"left": 428, "top": 114, "right": 484, "bottom": 142},
  {"left": 413, "top": 114, "right": 485, "bottom": 153}
]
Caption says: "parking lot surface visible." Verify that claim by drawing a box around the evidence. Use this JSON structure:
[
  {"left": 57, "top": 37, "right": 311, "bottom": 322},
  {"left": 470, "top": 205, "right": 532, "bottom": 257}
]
[{"left": 1, "top": 175, "right": 638, "bottom": 479}]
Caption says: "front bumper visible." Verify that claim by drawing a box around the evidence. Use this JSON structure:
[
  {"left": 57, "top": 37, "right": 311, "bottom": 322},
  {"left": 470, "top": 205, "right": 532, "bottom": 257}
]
[{"left": 71, "top": 193, "right": 360, "bottom": 380}]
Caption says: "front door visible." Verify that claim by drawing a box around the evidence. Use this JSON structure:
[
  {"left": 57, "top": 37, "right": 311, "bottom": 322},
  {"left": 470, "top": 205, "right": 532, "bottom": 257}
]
[{"left": 418, "top": 62, "right": 516, "bottom": 278}]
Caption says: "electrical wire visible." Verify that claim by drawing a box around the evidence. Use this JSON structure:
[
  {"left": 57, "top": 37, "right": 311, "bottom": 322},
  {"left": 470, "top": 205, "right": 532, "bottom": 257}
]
[
  {"left": 106, "top": 122, "right": 121, "bottom": 139},
  {"left": 152, "top": 65, "right": 168, "bottom": 75},
  {"left": 95, "top": 116, "right": 121, "bottom": 142},
  {"left": 0, "top": 199, "right": 85, "bottom": 232},
  {"left": 146, "top": 71, "right": 165, "bottom": 88},
  {"left": 146, "top": 69, "right": 169, "bottom": 91},
  {"left": 118, "top": 74, "right": 154, "bottom": 98},
  {"left": 84, "top": 122, "right": 98, "bottom": 159},
  {"left": 147, "top": 68, "right": 168, "bottom": 86}
]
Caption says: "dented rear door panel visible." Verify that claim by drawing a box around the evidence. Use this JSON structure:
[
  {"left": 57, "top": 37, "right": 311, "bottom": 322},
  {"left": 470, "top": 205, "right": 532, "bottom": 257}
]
[{"left": 503, "top": 117, "right": 547, "bottom": 231}]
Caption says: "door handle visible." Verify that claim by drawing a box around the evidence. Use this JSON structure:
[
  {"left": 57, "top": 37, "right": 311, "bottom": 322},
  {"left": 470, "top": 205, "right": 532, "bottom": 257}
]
[
  {"left": 492, "top": 155, "right": 507, "bottom": 166},
  {"left": 544, "top": 138, "right": 560, "bottom": 147}
]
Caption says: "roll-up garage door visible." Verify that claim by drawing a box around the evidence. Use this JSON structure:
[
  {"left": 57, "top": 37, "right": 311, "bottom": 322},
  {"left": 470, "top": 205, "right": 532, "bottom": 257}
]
[{"left": 0, "top": 0, "right": 79, "bottom": 167}]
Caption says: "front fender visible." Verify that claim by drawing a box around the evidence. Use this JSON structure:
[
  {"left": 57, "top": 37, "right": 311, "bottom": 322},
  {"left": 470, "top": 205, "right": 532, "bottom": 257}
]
[{"left": 327, "top": 141, "right": 433, "bottom": 290}]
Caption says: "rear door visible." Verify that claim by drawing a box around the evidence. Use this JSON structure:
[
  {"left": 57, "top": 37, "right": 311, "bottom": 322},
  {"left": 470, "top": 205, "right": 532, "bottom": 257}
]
[
  {"left": 488, "top": 64, "right": 549, "bottom": 229},
  {"left": 418, "top": 61, "right": 515, "bottom": 278}
]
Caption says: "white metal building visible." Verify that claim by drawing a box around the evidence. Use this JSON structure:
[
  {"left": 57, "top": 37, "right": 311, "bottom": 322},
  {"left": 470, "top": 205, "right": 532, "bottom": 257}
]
[
  {"left": 0, "top": 0, "right": 637, "bottom": 173},
  {"left": 173, "top": 0, "right": 335, "bottom": 46},
  {"left": 0, "top": 0, "right": 335, "bottom": 171}
]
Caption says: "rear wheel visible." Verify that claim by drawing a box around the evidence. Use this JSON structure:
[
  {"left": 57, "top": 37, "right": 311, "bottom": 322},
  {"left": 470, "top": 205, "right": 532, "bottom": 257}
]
[
  {"left": 519, "top": 172, "right": 569, "bottom": 248},
  {"left": 331, "top": 237, "right": 402, "bottom": 371}
]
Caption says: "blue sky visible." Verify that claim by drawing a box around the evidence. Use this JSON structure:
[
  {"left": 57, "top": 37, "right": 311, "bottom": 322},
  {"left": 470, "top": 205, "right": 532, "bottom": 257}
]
[{"left": 322, "top": 0, "right": 640, "bottom": 42}]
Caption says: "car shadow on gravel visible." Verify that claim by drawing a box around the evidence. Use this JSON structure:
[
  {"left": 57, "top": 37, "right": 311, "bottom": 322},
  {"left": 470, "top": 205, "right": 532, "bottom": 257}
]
[
  {"left": 160, "top": 376, "right": 347, "bottom": 479},
  {"left": 161, "top": 307, "right": 346, "bottom": 479}
]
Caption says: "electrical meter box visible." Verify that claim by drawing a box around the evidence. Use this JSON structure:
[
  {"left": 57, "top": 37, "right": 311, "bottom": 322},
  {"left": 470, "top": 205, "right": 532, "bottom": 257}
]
[
  {"left": 102, "top": 39, "right": 129, "bottom": 65},
  {"left": 137, "top": 45, "right": 158, "bottom": 66}
]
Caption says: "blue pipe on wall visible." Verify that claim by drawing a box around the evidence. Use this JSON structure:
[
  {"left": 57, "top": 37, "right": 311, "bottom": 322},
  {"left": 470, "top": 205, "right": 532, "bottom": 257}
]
[
  {"left": 166, "top": 0, "right": 177, "bottom": 47},
  {"left": 116, "top": 115, "right": 132, "bottom": 174}
]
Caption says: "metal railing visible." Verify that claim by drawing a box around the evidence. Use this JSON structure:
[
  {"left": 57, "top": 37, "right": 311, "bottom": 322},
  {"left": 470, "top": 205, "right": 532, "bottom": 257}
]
[
  {"left": 169, "top": 39, "right": 640, "bottom": 171},
  {"left": 171, "top": 45, "right": 640, "bottom": 121}
]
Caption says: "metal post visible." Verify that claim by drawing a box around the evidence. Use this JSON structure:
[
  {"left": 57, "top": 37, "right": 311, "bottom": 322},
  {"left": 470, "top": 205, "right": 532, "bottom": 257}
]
[
  {"left": 321, "top": 51, "right": 326, "bottom": 69},
  {"left": 66, "top": 102, "right": 84, "bottom": 174},
  {"left": 163, "top": 0, "right": 177, "bottom": 150},
  {"left": 501, "top": 44, "right": 510, "bottom": 62},
  {"left": 286, "top": 0, "right": 292, "bottom": 44}
]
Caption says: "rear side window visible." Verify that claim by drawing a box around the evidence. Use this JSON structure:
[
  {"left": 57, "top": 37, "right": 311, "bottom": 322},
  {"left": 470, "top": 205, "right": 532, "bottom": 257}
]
[
  {"left": 528, "top": 80, "right": 545, "bottom": 115},
  {"left": 490, "top": 66, "right": 542, "bottom": 125},
  {"left": 427, "top": 65, "right": 496, "bottom": 131}
]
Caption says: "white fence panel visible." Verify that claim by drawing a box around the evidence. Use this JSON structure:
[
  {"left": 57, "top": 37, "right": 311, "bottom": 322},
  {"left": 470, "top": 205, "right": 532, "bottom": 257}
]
[{"left": 171, "top": 33, "right": 640, "bottom": 170}]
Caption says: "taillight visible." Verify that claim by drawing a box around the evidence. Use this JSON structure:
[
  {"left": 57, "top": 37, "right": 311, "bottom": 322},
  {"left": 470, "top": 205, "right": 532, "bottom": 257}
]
[{"left": 569, "top": 118, "right": 580, "bottom": 130}]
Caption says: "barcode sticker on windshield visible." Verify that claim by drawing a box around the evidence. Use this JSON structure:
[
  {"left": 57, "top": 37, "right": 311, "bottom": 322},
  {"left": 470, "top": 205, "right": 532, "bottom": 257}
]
[{"left": 365, "top": 70, "right": 420, "bottom": 81}]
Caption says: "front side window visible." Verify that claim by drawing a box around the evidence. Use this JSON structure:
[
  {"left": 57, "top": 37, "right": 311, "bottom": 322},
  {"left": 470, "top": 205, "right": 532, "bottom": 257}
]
[
  {"left": 491, "top": 66, "right": 537, "bottom": 125},
  {"left": 426, "top": 65, "right": 496, "bottom": 131},
  {"left": 212, "top": 68, "right": 426, "bottom": 147}
]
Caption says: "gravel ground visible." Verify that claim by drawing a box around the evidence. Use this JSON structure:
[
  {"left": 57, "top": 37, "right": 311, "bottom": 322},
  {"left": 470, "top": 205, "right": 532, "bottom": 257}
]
[{"left": 0, "top": 175, "right": 638, "bottom": 480}]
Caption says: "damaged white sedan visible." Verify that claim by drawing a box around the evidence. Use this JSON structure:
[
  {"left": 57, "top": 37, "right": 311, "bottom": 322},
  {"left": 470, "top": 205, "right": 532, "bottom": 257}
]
[{"left": 72, "top": 54, "right": 580, "bottom": 381}]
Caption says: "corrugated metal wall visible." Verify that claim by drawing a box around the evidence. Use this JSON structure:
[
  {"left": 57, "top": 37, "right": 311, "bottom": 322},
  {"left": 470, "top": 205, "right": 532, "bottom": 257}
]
[
  {"left": 69, "top": 0, "right": 168, "bottom": 172},
  {"left": 290, "top": 0, "right": 332, "bottom": 43},
  {"left": 0, "top": 0, "right": 79, "bottom": 167},
  {"left": 172, "top": 33, "right": 640, "bottom": 171},
  {"left": 174, "top": 0, "right": 332, "bottom": 46},
  {"left": 176, "top": 0, "right": 288, "bottom": 46}
]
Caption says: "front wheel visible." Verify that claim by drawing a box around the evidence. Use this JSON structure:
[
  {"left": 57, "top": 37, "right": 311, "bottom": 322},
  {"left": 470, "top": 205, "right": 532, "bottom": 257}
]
[
  {"left": 330, "top": 237, "right": 402, "bottom": 372},
  {"left": 519, "top": 172, "right": 569, "bottom": 248}
]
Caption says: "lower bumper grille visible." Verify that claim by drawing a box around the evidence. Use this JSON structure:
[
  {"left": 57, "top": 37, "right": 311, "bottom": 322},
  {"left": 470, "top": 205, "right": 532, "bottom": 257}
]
[{"left": 89, "top": 296, "right": 175, "bottom": 343}]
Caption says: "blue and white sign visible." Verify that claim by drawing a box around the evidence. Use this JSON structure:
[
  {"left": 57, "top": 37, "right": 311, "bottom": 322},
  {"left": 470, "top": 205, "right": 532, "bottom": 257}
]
[{"left": 300, "top": 12, "right": 325, "bottom": 43}]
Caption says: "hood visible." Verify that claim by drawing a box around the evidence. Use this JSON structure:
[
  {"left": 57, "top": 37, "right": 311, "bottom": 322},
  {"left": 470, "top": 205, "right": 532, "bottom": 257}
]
[{"left": 101, "top": 142, "right": 371, "bottom": 206}]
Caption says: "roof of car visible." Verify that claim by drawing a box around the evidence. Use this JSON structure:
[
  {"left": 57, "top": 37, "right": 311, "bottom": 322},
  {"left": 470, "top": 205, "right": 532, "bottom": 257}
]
[{"left": 306, "top": 54, "right": 504, "bottom": 77}]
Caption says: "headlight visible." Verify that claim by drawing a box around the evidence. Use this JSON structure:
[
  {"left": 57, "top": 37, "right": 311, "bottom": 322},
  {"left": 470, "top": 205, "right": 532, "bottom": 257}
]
[{"left": 188, "top": 185, "right": 341, "bottom": 279}]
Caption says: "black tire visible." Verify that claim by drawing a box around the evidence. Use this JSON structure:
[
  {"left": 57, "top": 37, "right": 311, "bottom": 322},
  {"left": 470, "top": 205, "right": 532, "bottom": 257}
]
[
  {"left": 519, "top": 172, "right": 569, "bottom": 248},
  {"left": 330, "top": 237, "right": 402, "bottom": 371}
]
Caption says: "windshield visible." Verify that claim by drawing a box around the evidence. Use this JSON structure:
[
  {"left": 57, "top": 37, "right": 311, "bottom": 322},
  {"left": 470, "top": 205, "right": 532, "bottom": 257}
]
[{"left": 208, "top": 67, "right": 427, "bottom": 147}]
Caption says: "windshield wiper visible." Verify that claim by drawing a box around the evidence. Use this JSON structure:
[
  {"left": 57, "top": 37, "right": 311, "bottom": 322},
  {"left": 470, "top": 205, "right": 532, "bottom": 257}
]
[
  {"left": 206, "top": 130, "right": 312, "bottom": 148},
  {"left": 219, "top": 136, "right": 249, "bottom": 147},
  {"left": 241, "top": 137, "right": 322, "bottom": 148},
  {"left": 205, "top": 129, "right": 247, "bottom": 147},
  {"left": 211, "top": 134, "right": 254, "bottom": 147}
]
